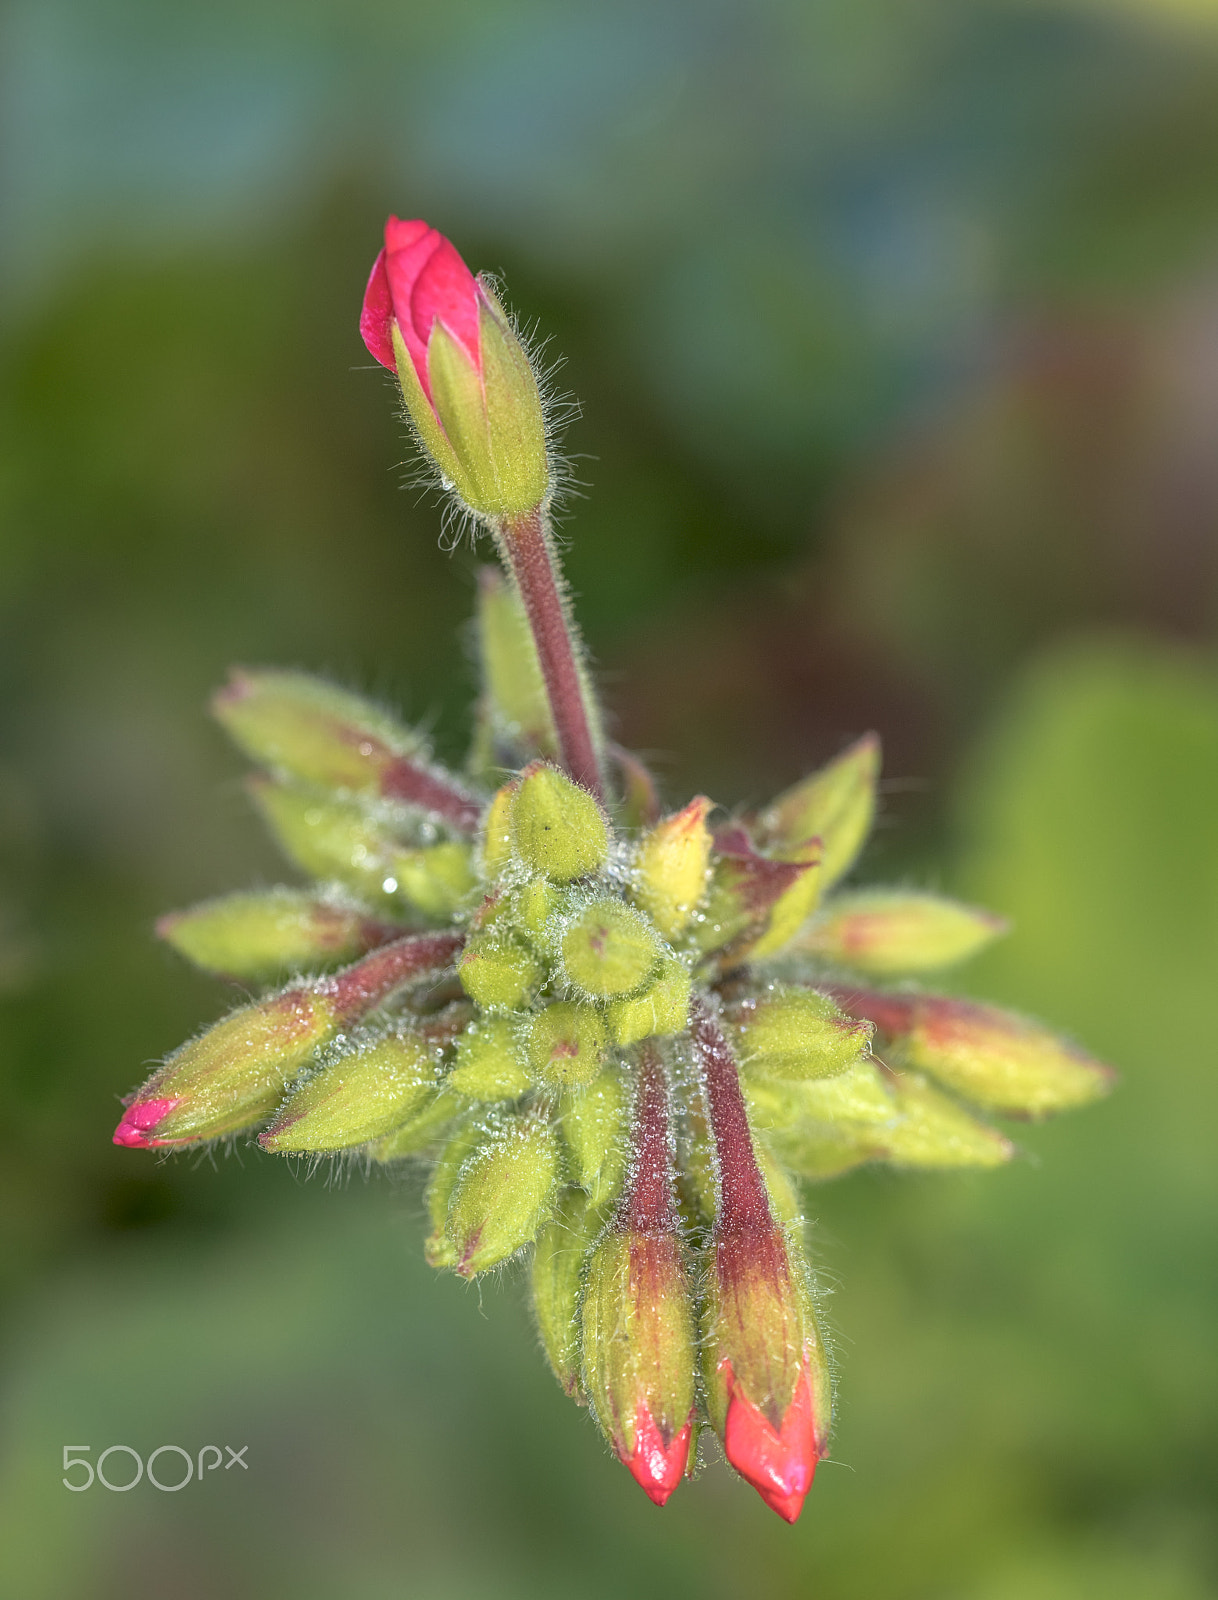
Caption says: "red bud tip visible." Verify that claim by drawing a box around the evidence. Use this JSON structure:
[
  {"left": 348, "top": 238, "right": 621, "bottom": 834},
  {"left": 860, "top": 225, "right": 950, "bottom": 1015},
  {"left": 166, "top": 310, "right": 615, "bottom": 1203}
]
[
  {"left": 112, "top": 1098, "right": 181, "bottom": 1148},
  {"left": 623, "top": 1404, "right": 692, "bottom": 1507},
  {"left": 722, "top": 1357, "right": 821, "bottom": 1523}
]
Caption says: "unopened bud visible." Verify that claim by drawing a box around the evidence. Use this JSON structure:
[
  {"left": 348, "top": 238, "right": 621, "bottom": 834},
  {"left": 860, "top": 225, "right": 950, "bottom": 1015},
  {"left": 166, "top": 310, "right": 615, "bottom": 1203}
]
[
  {"left": 475, "top": 566, "right": 557, "bottom": 759},
  {"left": 369, "top": 1086, "right": 462, "bottom": 1162},
  {"left": 512, "top": 762, "right": 609, "bottom": 881},
  {"left": 703, "top": 1223, "right": 831, "bottom": 1523},
  {"left": 439, "top": 1111, "right": 561, "bottom": 1277},
  {"left": 560, "top": 1066, "right": 627, "bottom": 1207},
  {"left": 458, "top": 931, "right": 544, "bottom": 1011},
  {"left": 581, "top": 1230, "right": 697, "bottom": 1506},
  {"left": 560, "top": 897, "right": 665, "bottom": 999},
  {"left": 728, "top": 986, "right": 872, "bottom": 1080},
  {"left": 524, "top": 1001, "right": 608, "bottom": 1088},
  {"left": 213, "top": 669, "right": 421, "bottom": 794},
  {"left": 746, "top": 1065, "right": 896, "bottom": 1181},
  {"left": 260, "top": 1028, "right": 440, "bottom": 1152},
  {"left": 531, "top": 1192, "right": 600, "bottom": 1396},
  {"left": 361, "top": 220, "right": 550, "bottom": 519},
  {"left": 737, "top": 839, "right": 823, "bottom": 961},
  {"left": 632, "top": 798, "right": 713, "bottom": 938},
  {"left": 250, "top": 777, "right": 476, "bottom": 917},
  {"left": 448, "top": 1016, "right": 532, "bottom": 1100},
  {"left": 884, "top": 1071, "right": 1014, "bottom": 1168},
  {"left": 693, "top": 828, "right": 818, "bottom": 962},
  {"left": 481, "top": 780, "right": 518, "bottom": 876},
  {"left": 802, "top": 892, "right": 1007, "bottom": 975},
  {"left": 157, "top": 889, "right": 396, "bottom": 981},
  {"left": 606, "top": 957, "right": 692, "bottom": 1047},
  {"left": 114, "top": 989, "right": 336, "bottom": 1148},
  {"left": 758, "top": 733, "right": 880, "bottom": 890},
  {"left": 836, "top": 989, "right": 1114, "bottom": 1117},
  {"left": 214, "top": 668, "right": 482, "bottom": 829}
]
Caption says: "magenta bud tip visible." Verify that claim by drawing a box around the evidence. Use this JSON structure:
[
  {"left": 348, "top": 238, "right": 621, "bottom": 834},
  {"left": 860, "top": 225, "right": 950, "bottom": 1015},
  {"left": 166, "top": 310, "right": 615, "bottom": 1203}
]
[
  {"left": 623, "top": 1405, "right": 692, "bottom": 1507},
  {"left": 722, "top": 1360, "right": 821, "bottom": 1524},
  {"left": 112, "top": 1098, "right": 180, "bottom": 1148}
]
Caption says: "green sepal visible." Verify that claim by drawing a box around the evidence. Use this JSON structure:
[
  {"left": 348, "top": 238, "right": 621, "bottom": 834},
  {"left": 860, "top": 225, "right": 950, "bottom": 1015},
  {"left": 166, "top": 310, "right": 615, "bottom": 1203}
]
[
  {"left": 457, "top": 930, "right": 545, "bottom": 1010},
  {"left": 156, "top": 888, "right": 393, "bottom": 981},
  {"left": 560, "top": 1065, "right": 627, "bottom": 1207},
  {"left": 449, "top": 1016, "right": 532, "bottom": 1100},
  {"left": 758, "top": 733, "right": 880, "bottom": 891},
  {"left": 250, "top": 776, "right": 475, "bottom": 917},
  {"left": 798, "top": 891, "right": 1007, "bottom": 975},
  {"left": 260, "top": 1028, "right": 441, "bottom": 1153},
  {"left": 368, "top": 1087, "right": 462, "bottom": 1163},
  {"left": 531, "top": 1190, "right": 602, "bottom": 1397},
  {"left": 560, "top": 897, "right": 665, "bottom": 999},
  {"left": 212, "top": 668, "right": 422, "bottom": 797},
  {"left": 524, "top": 1001, "right": 608, "bottom": 1088},
  {"left": 440, "top": 1110, "right": 562, "bottom": 1277},
  {"left": 729, "top": 985, "right": 872, "bottom": 1080},
  {"left": 605, "top": 957, "right": 692, "bottom": 1046},
  {"left": 512, "top": 762, "right": 610, "bottom": 882}
]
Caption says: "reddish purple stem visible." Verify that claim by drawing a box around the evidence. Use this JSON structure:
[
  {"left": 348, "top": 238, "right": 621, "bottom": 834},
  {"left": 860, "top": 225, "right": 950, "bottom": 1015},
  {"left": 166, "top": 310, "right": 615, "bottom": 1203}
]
[
  {"left": 381, "top": 756, "right": 483, "bottom": 832},
  {"left": 499, "top": 507, "right": 603, "bottom": 798},
  {"left": 623, "top": 1043, "right": 677, "bottom": 1234},
  {"left": 326, "top": 931, "right": 464, "bottom": 1022},
  {"left": 689, "top": 998, "right": 774, "bottom": 1232}
]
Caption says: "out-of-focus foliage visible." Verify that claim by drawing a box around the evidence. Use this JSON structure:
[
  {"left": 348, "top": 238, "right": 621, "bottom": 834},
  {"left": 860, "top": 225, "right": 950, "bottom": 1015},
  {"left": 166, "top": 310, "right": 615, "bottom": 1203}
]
[{"left": 1, "top": 0, "right": 1217, "bottom": 1593}]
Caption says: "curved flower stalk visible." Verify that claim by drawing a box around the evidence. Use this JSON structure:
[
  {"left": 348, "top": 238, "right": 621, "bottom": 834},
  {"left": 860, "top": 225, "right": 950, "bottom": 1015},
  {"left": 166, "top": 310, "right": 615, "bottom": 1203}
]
[{"left": 115, "top": 219, "right": 1113, "bottom": 1519}]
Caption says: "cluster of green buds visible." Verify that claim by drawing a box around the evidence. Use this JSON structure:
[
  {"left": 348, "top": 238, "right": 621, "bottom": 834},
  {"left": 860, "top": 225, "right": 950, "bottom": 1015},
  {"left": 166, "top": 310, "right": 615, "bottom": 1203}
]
[{"left": 115, "top": 218, "right": 1113, "bottom": 1521}]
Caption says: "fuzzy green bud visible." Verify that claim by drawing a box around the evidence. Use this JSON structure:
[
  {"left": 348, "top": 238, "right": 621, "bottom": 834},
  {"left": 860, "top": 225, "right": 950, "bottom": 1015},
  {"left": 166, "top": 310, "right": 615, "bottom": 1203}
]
[
  {"left": 759, "top": 733, "right": 880, "bottom": 891},
  {"left": 729, "top": 986, "right": 872, "bottom": 1080},
  {"left": 458, "top": 931, "right": 544, "bottom": 1011},
  {"left": 512, "top": 762, "right": 610, "bottom": 881},
  {"left": 115, "top": 989, "right": 336, "bottom": 1148},
  {"left": 747, "top": 1063, "right": 897, "bottom": 1180},
  {"left": 801, "top": 892, "right": 1007, "bottom": 975},
  {"left": 581, "top": 1229, "right": 698, "bottom": 1503},
  {"left": 525, "top": 1001, "right": 608, "bottom": 1088},
  {"left": 560, "top": 1066, "right": 627, "bottom": 1207},
  {"left": 440, "top": 1112, "right": 561, "bottom": 1277},
  {"left": 475, "top": 566, "right": 557, "bottom": 759},
  {"left": 369, "top": 1086, "right": 462, "bottom": 1163},
  {"left": 212, "top": 669, "right": 421, "bottom": 795},
  {"left": 840, "top": 990, "right": 1115, "bottom": 1118},
  {"left": 632, "top": 797, "right": 713, "bottom": 938},
  {"left": 531, "top": 1192, "right": 601, "bottom": 1396},
  {"left": 885, "top": 1072, "right": 1014, "bottom": 1168},
  {"left": 605, "top": 957, "right": 692, "bottom": 1047},
  {"left": 156, "top": 889, "right": 395, "bottom": 981},
  {"left": 448, "top": 1016, "right": 532, "bottom": 1100},
  {"left": 260, "top": 1029, "right": 440, "bottom": 1153},
  {"left": 560, "top": 897, "right": 665, "bottom": 999},
  {"left": 250, "top": 777, "right": 476, "bottom": 917}
]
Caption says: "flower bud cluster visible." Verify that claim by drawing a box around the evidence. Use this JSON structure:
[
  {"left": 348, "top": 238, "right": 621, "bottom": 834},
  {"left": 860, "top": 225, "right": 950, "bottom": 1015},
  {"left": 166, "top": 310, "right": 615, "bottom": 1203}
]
[{"left": 115, "top": 220, "right": 1114, "bottom": 1521}]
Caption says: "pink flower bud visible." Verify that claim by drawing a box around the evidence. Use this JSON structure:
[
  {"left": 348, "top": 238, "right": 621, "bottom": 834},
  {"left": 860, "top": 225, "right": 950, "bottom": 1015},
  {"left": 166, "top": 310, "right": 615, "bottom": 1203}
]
[
  {"left": 361, "top": 218, "right": 482, "bottom": 399},
  {"left": 112, "top": 1097, "right": 181, "bottom": 1149},
  {"left": 721, "top": 1348, "right": 822, "bottom": 1523},
  {"left": 359, "top": 218, "right": 549, "bottom": 518}
]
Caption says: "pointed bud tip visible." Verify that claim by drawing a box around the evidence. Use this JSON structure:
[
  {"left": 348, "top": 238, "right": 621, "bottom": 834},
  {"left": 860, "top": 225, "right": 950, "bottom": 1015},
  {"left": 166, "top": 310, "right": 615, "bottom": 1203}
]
[
  {"left": 722, "top": 1360, "right": 820, "bottom": 1524},
  {"left": 623, "top": 1405, "right": 692, "bottom": 1507},
  {"left": 112, "top": 1098, "right": 181, "bottom": 1148}
]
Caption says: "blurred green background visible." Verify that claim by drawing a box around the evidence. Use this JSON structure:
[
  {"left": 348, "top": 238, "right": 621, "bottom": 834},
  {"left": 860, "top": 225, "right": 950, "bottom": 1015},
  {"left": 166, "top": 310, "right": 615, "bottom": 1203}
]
[{"left": 2, "top": 0, "right": 1217, "bottom": 1595}]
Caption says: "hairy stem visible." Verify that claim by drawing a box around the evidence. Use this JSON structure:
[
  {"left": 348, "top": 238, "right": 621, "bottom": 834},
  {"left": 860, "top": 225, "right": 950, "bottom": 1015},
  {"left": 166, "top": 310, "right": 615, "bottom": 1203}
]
[
  {"left": 623, "top": 1042, "right": 677, "bottom": 1234},
  {"left": 689, "top": 998, "right": 774, "bottom": 1232},
  {"left": 495, "top": 506, "right": 604, "bottom": 797}
]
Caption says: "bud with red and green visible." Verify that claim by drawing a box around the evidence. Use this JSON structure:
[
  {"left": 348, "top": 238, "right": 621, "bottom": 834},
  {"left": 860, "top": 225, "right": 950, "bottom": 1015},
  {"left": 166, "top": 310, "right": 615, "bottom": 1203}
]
[
  {"left": 580, "top": 1047, "right": 698, "bottom": 1506},
  {"left": 360, "top": 218, "right": 551, "bottom": 520}
]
